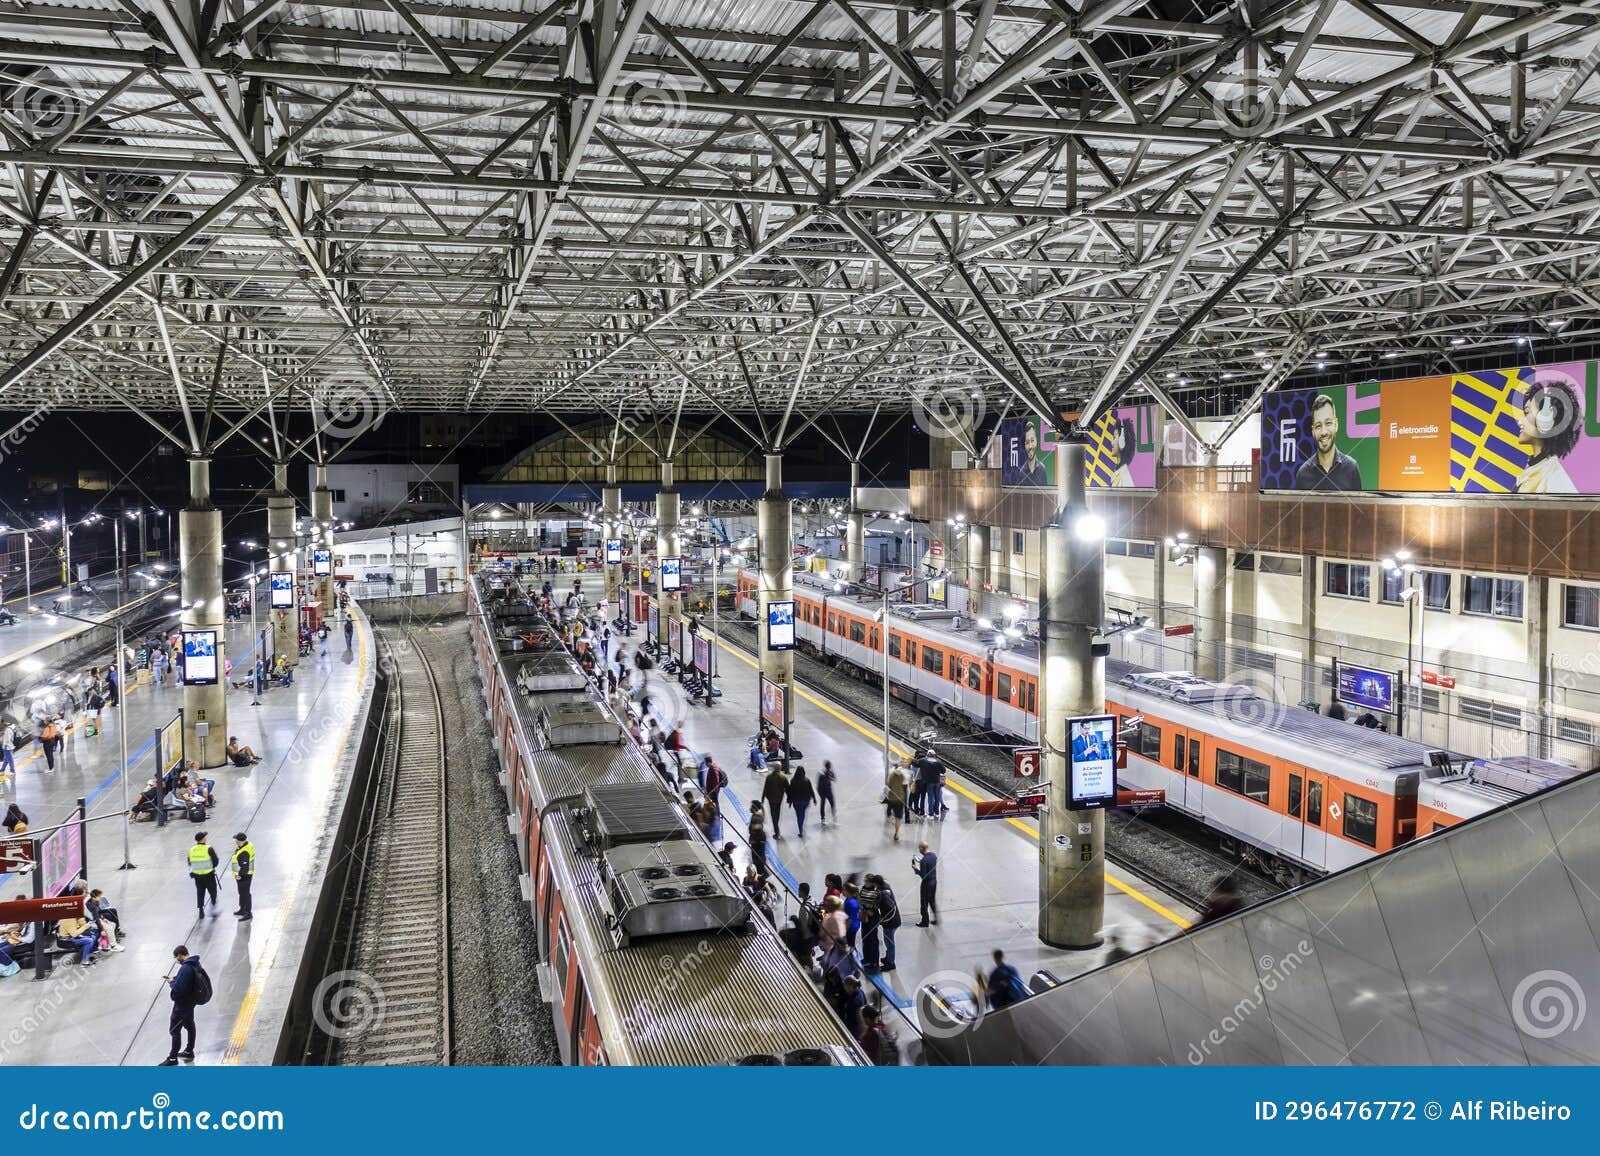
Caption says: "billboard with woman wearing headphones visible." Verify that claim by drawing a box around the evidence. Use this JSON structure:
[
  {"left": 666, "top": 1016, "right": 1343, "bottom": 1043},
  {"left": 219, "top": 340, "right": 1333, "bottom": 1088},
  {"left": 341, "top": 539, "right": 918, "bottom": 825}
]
[{"left": 1265, "top": 358, "right": 1600, "bottom": 494}]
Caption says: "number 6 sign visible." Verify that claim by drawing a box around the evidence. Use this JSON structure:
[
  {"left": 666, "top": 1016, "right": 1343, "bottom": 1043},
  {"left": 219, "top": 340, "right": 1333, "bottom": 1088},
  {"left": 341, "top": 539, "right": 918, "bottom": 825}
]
[{"left": 1013, "top": 747, "right": 1040, "bottom": 778}]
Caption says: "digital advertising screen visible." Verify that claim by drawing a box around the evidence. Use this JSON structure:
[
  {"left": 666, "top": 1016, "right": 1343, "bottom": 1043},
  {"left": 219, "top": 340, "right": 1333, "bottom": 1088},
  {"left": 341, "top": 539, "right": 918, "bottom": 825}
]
[
  {"left": 181, "top": 629, "right": 219, "bottom": 685},
  {"left": 1067, "top": 714, "right": 1117, "bottom": 809},
  {"left": 994, "top": 404, "right": 1158, "bottom": 489},
  {"left": 927, "top": 577, "right": 947, "bottom": 606},
  {"left": 668, "top": 616, "right": 683, "bottom": 663},
  {"left": 693, "top": 635, "right": 711, "bottom": 676},
  {"left": 1335, "top": 660, "right": 1399, "bottom": 715},
  {"left": 1262, "top": 359, "right": 1600, "bottom": 494},
  {"left": 39, "top": 821, "right": 82, "bottom": 898},
  {"left": 269, "top": 571, "right": 294, "bottom": 609},
  {"left": 759, "top": 675, "right": 788, "bottom": 730},
  {"left": 660, "top": 556, "right": 682, "bottom": 591},
  {"left": 647, "top": 604, "right": 659, "bottom": 644},
  {"left": 766, "top": 600, "right": 795, "bottom": 651},
  {"left": 863, "top": 564, "right": 880, "bottom": 588},
  {"left": 605, "top": 538, "right": 623, "bottom": 564},
  {"left": 159, "top": 713, "right": 183, "bottom": 774},
  {"left": 313, "top": 548, "right": 332, "bottom": 575}
]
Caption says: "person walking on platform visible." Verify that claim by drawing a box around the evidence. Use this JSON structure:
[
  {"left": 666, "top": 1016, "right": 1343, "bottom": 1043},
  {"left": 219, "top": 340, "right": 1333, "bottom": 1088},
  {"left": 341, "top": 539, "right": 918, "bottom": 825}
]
[
  {"left": 748, "top": 804, "right": 769, "bottom": 879},
  {"left": 816, "top": 760, "right": 837, "bottom": 825},
  {"left": 343, "top": 616, "right": 355, "bottom": 650},
  {"left": 761, "top": 764, "right": 790, "bottom": 838},
  {"left": 188, "top": 832, "right": 220, "bottom": 918},
  {"left": 160, "top": 946, "right": 208, "bottom": 1066},
  {"left": 859, "top": 874, "right": 883, "bottom": 971},
  {"left": 230, "top": 833, "right": 255, "bottom": 920},
  {"left": 787, "top": 765, "right": 816, "bottom": 837},
  {"left": 38, "top": 717, "right": 62, "bottom": 772},
  {"left": 875, "top": 875, "right": 901, "bottom": 971},
  {"left": 1, "top": 721, "right": 16, "bottom": 784},
  {"left": 913, "top": 842, "right": 938, "bottom": 926},
  {"left": 885, "top": 763, "right": 908, "bottom": 842}
]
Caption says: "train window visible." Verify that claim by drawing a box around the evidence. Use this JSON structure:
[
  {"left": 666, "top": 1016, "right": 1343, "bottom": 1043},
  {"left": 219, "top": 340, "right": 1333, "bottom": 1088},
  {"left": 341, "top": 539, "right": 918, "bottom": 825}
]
[
  {"left": 554, "top": 922, "right": 571, "bottom": 993},
  {"left": 997, "top": 671, "right": 1014, "bottom": 702},
  {"left": 921, "top": 646, "right": 944, "bottom": 674},
  {"left": 849, "top": 621, "right": 866, "bottom": 644},
  {"left": 889, "top": 634, "right": 902, "bottom": 659},
  {"left": 966, "top": 662, "right": 983, "bottom": 691},
  {"left": 1432, "top": 821, "right": 1447, "bottom": 834},
  {"left": 1173, "top": 734, "right": 1185, "bottom": 771},
  {"left": 1306, "top": 780, "right": 1323, "bottom": 826},
  {"left": 950, "top": 657, "right": 964, "bottom": 683},
  {"left": 1288, "top": 774, "right": 1303, "bottom": 818},
  {"left": 1215, "top": 749, "right": 1270, "bottom": 803},
  {"left": 1343, "top": 794, "right": 1379, "bottom": 847},
  {"left": 870, "top": 629, "right": 879, "bottom": 650},
  {"left": 1188, "top": 738, "right": 1200, "bottom": 777},
  {"left": 1138, "top": 723, "right": 1162, "bottom": 759},
  {"left": 905, "top": 641, "right": 917, "bottom": 664},
  {"left": 1026, "top": 681, "right": 1036, "bottom": 713},
  {"left": 827, "top": 612, "right": 836, "bottom": 633}
]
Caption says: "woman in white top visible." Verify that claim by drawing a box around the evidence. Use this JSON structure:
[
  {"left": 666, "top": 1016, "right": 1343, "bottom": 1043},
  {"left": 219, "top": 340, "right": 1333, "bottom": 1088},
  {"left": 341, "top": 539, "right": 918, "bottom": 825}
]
[{"left": 1514, "top": 377, "right": 1581, "bottom": 494}]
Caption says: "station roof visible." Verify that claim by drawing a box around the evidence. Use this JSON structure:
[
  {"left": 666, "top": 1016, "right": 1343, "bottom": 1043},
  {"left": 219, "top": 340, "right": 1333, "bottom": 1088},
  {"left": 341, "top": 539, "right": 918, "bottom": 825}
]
[{"left": 1, "top": 1, "right": 1598, "bottom": 436}]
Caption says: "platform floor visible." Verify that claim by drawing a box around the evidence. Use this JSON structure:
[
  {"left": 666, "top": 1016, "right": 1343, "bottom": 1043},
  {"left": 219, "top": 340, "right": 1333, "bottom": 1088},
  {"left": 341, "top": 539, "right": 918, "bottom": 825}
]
[
  {"left": 0, "top": 612, "right": 373, "bottom": 1066},
  {"left": 624, "top": 627, "right": 1196, "bottom": 1028},
  {"left": 0, "top": 572, "right": 174, "bottom": 670}
]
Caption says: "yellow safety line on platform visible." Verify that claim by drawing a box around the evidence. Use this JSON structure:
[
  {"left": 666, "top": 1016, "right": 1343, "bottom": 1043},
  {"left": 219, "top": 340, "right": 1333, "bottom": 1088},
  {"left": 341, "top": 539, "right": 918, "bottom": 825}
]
[
  {"left": 712, "top": 635, "right": 1191, "bottom": 930},
  {"left": 224, "top": 614, "right": 371, "bottom": 1063}
]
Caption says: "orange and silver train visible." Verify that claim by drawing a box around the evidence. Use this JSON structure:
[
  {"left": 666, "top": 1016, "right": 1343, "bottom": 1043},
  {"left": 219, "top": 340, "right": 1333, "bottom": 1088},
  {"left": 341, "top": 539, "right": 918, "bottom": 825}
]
[
  {"left": 469, "top": 577, "right": 862, "bottom": 1066},
  {"left": 737, "top": 569, "right": 1583, "bottom": 883}
]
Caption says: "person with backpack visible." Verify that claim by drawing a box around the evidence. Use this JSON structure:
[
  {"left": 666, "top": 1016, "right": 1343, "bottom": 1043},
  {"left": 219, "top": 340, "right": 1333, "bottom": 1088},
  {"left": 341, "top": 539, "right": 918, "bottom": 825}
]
[
  {"left": 860, "top": 1005, "right": 901, "bottom": 1065},
  {"left": 875, "top": 875, "right": 902, "bottom": 972},
  {"left": 188, "top": 832, "right": 221, "bottom": 918},
  {"left": 160, "top": 946, "right": 210, "bottom": 1065},
  {"left": 986, "top": 949, "right": 1027, "bottom": 1010},
  {"left": 703, "top": 758, "right": 726, "bottom": 815},
  {"left": 39, "top": 717, "right": 62, "bottom": 772}
]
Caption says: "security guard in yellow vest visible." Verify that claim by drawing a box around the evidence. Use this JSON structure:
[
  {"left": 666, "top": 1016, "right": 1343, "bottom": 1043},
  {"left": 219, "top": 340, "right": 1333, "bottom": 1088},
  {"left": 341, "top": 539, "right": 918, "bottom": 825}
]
[
  {"left": 231, "top": 833, "right": 255, "bottom": 921},
  {"left": 188, "top": 831, "right": 220, "bottom": 918}
]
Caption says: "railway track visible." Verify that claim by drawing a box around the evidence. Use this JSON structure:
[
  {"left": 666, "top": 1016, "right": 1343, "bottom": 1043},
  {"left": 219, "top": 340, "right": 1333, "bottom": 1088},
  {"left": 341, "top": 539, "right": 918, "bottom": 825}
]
[
  {"left": 330, "top": 629, "right": 453, "bottom": 1065},
  {"left": 715, "top": 618, "right": 1280, "bottom": 913}
]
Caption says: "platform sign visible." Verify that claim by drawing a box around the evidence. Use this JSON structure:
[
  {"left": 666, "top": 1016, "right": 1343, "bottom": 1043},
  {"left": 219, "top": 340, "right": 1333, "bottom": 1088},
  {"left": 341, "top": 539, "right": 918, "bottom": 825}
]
[
  {"left": 660, "top": 556, "right": 682, "bottom": 591},
  {"left": 39, "top": 820, "right": 82, "bottom": 897},
  {"left": 766, "top": 600, "right": 795, "bottom": 651},
  {"left": 313, "top": 548, "right": 332, "bottom": 576},
  {"left": 269, "top": 571, "right": 294, "bottom": 609},
  {"left": 0, "top": 837, "right": 33, "bottom": 874},
  {"left": 1421, "top": 670, "right": 1458, "bottom": 689},
  {"left": 647, "top": 604, "right": 660, "bottom": 644},
  {"left": 668, "top": 617, "right": 684, "bottom": 663},
  {"left": 1067, "top": 714, "right": 1117, "bottom": 810},
  {"left": 976, "top": 798, "right": 1040, "bottom": 821},
  {"left": 605, "top": 538, "right": 623, "bottom": 565},
  {"left": 159, "top": 712, "right": 183, "bottom": 774},
  {"left": 693, "top": 635, "right": 711, "bottom": 677},
  {"left": 1163, "top": 623, "right": 1195, "bottom": 637},
  {"left": 1013, "top": 747, "right": 1041, "bottom": 778},
  {"left": 0, "top": 894, "right": 83, "bottom": 923},
  {"left": 759, "top": 675, "right": 788, "bottom": 730},
  {"left": 1334, "top": 659, "right": 1400, "bottom": 715},
  {"left": 1116, "top": 788, "right": 1166, "bottom": 810},
  {"left": 181, "top": 628, "right": 219, "bottom": 686}
]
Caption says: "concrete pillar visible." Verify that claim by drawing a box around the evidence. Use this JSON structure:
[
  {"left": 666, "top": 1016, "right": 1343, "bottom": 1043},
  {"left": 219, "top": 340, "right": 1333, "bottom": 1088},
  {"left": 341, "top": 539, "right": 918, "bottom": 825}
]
[
  {"left": 311, "top": 464, "right": 334, "bottom": 615},
  {"left": 602, "top": 463, "right": 622, "bottom": 612},
  {"left": 1039, "top": 439, "right": 1105, "bottom": 949},
  {"left": 181, "top": 457, "right": 227, "bottom": 770},
  {"left": 1152, "top": 542, "right": 1167, "bottom": 630},
  {"left": 967, "top": 523, "right": 990, "bottom": 612},
  {"left": 929, "top": 413, "right": 974, "bottom": 470},
  {"left": 656, "top": 460, "right": 681, "bottom": 624},
  {"left": 757, "top": 454, "right": 794, "bottom": 734},
  {"left": 1194, "top": 545, "right": 1227, "bottom": 680},
  {"left": 266, "top": 461, "right": 297, "bottom": 668},
  {"left": 845, "top": 461, "right": 865, "bottom": 584},
  {"left": 1529, "top": 575, "right": 1551, "bottom": 758},
  {"left": 1299, "top": 553, "right": 1318, "bottom": 696}
]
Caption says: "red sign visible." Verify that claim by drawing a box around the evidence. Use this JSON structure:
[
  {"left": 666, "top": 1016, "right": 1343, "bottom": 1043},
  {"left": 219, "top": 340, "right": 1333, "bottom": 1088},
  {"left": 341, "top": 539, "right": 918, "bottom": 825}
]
[
  {"left": 0, "top": 895, "right": 84, "bottom": 922},
  {"left": 1163, "top": 623, "right": 1195, "bottom": 637},
  {"left": 1115, "top": 740, "right": 1128, "bottom": 770},
  {"left": 0, "top": 838, "right": 32, "bottom": 873},
  {"left": 1116, "top": 788, "right": 1165, "bottom": 809},
  {"left": 930, "top": 538, "right": 944, "bottom": 558},
  {"left": 1421, "top": 670, "right": 1457, "bottom": 689},
  {"left": 976, "top": 799, "right": 1040, "bottom": 821},
  {"left": 1013, "top": 747, "right": 1041, "bottom": 777}
]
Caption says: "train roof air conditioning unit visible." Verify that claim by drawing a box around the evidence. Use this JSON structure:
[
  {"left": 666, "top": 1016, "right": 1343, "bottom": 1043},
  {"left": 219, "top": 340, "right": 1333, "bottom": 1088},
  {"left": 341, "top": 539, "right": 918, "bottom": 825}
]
[{"left": 601, "top": 838, "right": 748, "bottom": 943}]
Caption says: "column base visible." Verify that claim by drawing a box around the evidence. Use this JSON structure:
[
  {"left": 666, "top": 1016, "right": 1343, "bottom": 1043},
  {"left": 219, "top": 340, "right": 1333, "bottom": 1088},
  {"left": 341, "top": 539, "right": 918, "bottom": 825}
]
[{"left": 1038, "top": 934, "right": 1105, "bottom": 951}]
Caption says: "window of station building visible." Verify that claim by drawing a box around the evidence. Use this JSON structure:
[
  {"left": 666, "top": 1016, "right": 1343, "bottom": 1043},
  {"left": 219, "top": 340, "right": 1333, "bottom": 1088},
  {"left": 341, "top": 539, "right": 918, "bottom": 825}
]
[
  {"left": 1380, "top": 568, "right": 1407, "bottom": 604},
  {"left": 1233, "top": 552, "right": 1255, "bottom": 571},
  {"left": 1324, "top": 561, "right": 1371, "bottom": 600},
  {"left": 1343, "top": 794, "right": 1379, "bottom": 847},
  {"left": 1106, "top": 539, "right": 1127, "bottom": 556},
  {"left": 1563, "top": 584, "right": 1600, "bottom": 630},
  {"left": 1422, "top": 570, "right": 1452, "bottom": 610},
  {"left": 1215, "top": 748, "right": 1270, "bottom": 803},
  {"left": 1257, "top": 555, "right": 1303, "bottom": 577},
  {"left": 997, "top": 671, "right": 1014, "bottom": 703},
  {"left": 1126, "top": 541, "right": 1156, "bottom": 559},
  {"left": 1463, "top": 576, "right": 1523, "bottom": 620},
  {"left": 849, "top": 621, "right": 866, "bottom": 644},
  {"left": 921, "top": 646, "right": 944, "bottom": 675}
]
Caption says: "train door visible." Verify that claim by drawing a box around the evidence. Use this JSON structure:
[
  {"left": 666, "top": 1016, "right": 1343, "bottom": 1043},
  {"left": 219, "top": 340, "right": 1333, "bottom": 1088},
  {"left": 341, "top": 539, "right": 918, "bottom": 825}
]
[
  {"left": 1298, "top": 769, "right": 1328, "bottom": 870},
  {"left": 1171, "top": 727, "right": 1199, "bottom": 811}
]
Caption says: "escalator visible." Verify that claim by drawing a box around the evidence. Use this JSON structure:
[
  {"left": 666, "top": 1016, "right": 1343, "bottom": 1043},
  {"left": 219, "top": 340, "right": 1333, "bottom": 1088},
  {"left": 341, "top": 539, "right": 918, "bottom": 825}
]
[{"left": 926, "top": 768, "right": 1600, "bottom": 1065}]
